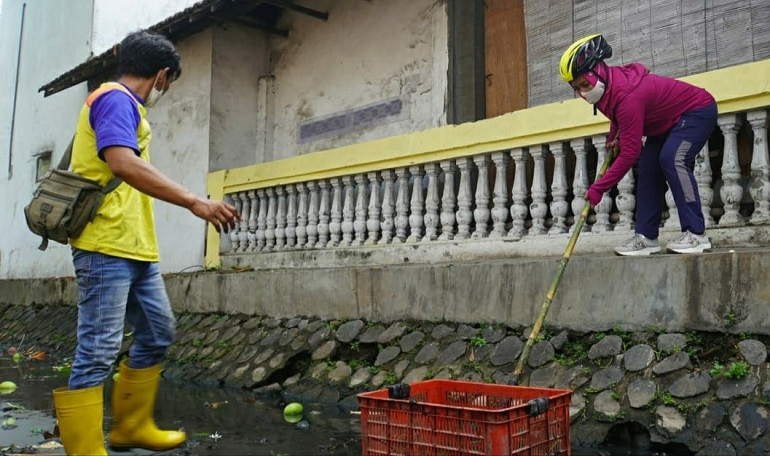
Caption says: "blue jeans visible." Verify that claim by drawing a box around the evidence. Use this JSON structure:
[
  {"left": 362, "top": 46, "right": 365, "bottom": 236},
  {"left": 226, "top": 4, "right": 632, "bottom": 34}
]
[
  {"left": 636, "top": 102, "right": 718, "bottom": 239},
  {"left": 69, "top": 248, "right": 176, "bottom": 390}
]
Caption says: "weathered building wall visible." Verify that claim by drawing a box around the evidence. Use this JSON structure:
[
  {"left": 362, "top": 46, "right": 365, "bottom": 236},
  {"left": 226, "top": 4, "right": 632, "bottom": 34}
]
[
  {"left": 209, "top": 24, "right": 269, "bottom": 172},
  {"left": 525, "top": 0, "right": 770, "bottom": 106},
  {"left": 0, "top": 6, "right": 218, "bottom": 278},
  {"left": 143, "top": 30, "right": 215, "bottom": 274},
  {"left": 268, "top": 0, "right": 449, "bottom": 159},
  {"left": 0, "top": 0, "right": 93, "bottom": 279}
]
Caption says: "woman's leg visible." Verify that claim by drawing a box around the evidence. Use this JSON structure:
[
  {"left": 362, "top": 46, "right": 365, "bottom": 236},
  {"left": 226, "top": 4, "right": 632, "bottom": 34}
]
[
  {"left": 659, "top": 103, "right": 718, "bottom": 235},
  {"left": 635, "top": 136, "right": 667, "bottom": 239}
]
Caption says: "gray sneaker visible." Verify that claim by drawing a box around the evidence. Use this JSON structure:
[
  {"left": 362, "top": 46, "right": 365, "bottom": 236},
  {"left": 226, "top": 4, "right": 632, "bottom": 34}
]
[
  {"left": 667, "top": 231, "right": 711, "bottom": 254},
  {"left": 614, "top": 234, "right": 661, "bottom": 256}
]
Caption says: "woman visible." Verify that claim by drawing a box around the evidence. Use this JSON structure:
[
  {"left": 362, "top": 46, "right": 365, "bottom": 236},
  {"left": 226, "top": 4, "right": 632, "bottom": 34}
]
[{"left": 560, "top": 34, "right": 717, "bottom": 256}]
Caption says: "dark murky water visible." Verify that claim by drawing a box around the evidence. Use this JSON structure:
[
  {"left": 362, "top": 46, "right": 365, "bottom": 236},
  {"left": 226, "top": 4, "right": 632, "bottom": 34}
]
[
  {"left": 0, "top": 357, "right": 360, "bottom": 455},
  {"left": 1, "top": 356, "right": 688, "bottom": 455}
]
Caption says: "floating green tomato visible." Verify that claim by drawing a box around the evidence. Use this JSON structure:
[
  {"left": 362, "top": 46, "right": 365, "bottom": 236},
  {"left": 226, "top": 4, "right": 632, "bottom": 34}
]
[
  {"left": 283, "top": 402, "right": 304, "bottom": 423},
  {"left": 0, "top": 381, "right": 17, "bottom": 394}
]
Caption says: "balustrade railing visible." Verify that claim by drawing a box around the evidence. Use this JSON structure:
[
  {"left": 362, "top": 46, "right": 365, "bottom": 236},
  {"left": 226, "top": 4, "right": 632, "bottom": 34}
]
[{"left": 205, "top": 60, "right": 770, "bottom": 266}]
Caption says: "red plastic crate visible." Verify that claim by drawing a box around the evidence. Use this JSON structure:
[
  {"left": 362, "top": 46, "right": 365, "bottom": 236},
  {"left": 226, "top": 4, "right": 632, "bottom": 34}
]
[{"left": 358, "top": 380, "right": 571, "bottom": 456}]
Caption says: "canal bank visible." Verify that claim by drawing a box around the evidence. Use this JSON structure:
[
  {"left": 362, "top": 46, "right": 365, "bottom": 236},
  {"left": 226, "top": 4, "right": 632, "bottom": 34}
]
[{"left": 0, "top": 301, "right": 768, "bottom": 455}]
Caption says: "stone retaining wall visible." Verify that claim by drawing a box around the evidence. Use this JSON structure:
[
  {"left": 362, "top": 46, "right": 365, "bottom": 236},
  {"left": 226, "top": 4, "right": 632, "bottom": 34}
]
[{"left": 1, "top": 302, "right": 768, "bottom": 455}]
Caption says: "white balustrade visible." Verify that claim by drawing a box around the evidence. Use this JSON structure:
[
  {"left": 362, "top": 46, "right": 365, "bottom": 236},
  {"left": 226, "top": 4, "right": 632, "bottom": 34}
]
[
  {"left": 472, "top": 155, "right": 491, "bottom": 239},
  {"left": 455, "top": 158, "right": 473, "bottom": 240},
  {"left": 275, "top": 186, "right": 287, "bottom": 250},
  {"left": 423, "top": 164, "right": 440, "bottom": 242},
  {"left": 286, "top": 185, "right": 297, "bottom": 249},
  {"left": 615, "top": 170, "right": 635, "bottom": 231},
  {"left": 247, "top": 190, "right": 258, "bottom": 251},
  {"left": 591, "top": 136, "right": 613, "bottom": 233},
  {"left": 228, "top": 193, "right": 241, "bottom": 252},
  {"left": 379, "top": 170, "right": 396, "bottom": 245},
  {"left": 296, "top": 183, "right": 308, "bottom": 248},
  {"left": 749, "top": 109, "right": 770, "bottom": 224},
  {"left": 265, "top": 188, "right": 276, "bottom": 251},
  {"left": 329, "top": 178, "right": 343, "bottom": 247},
  {"left": 509, "top": 148, "right": 529, "bottom": 238},
  {"left": 341, "top": 176, "right": 355, "bottom": 246},
  {"left": 353, "top": 174, "right": 369, "bottom": 246},
  {"left": 438, "top": 160, "right": 457, "bottom": 241},
  {"left": 256, "top": 189, "right": 267, "bottom": 250},
  {"left": 237, "top": 191, "right": 249, "bottom": 252},
  {"left": 406, "top": 165, "right": 425, "bottom": 243},
  {"left": 570, "top": 138, "right": 589, "bottom": 233},
  {"left": 222, "top": 105, "right": 770, "bottom": 256},
  {"left": 317, "top": 180, "right": 331, "bottom": 248},
  {"left": 490, "top": 152, "right": 509, "bottom": 238},
  {"left": 529, "top": 145, "right": 548, "bottom": 235},
  {"left": 718, "top": 114, "right": 744, "bottom": 226},
  {"left": 394, "top": 168, "right": 410, "bottom": 244},
  {"left": 549, "top": 142, "right": 569, "bottom": 234},
  {"left": 306, "top": 181, "right": 319, "bottom": 248},
  {"left": 366, "top": 172, "right": 382, "bottom": 245}
]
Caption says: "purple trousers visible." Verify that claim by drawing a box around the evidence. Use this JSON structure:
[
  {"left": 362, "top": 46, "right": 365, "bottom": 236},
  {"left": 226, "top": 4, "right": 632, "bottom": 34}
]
[{"left": 636, "top": 102, "right": 718, "bottom": 239}]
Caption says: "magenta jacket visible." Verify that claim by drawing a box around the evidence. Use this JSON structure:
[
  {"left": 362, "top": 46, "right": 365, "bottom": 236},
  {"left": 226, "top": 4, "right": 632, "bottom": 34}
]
[{"left": 590, "top": 63, "right": 715, "bottom": 195}]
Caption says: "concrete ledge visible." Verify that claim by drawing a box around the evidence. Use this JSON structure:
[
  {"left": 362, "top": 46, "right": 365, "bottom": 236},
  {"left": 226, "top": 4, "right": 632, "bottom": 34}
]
[
  {"left": 2, "top": 243, "right": 770, "bottom": 335},
  {"left": 221, "top": 226, "right": 770, "bottom": 270},
  {"left": 175, "top": 246, "right": 770, "bottom": 334}
]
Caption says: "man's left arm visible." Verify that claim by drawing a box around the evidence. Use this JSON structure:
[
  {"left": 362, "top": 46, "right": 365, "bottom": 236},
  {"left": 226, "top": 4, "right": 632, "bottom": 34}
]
[{"left": 103, "top": 146, "right": 240, "bottom": 233}]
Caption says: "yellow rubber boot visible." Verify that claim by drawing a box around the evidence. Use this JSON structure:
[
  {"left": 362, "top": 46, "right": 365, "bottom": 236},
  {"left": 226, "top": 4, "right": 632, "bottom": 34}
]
[
  {"left": 52, "top": 385, "right": 108, "bottom": 456},
  {"left": 108, "top": 360, "right": 186, "bottom": 450}
]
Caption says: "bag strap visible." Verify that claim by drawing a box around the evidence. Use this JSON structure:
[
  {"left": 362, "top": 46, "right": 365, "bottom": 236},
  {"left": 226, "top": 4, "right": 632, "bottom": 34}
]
[
  {"left": 56, "top": 135, "right": 123, "bottom": 193},
  {"left": 56, "top": 135, "right": 75, "bottom": 170}
]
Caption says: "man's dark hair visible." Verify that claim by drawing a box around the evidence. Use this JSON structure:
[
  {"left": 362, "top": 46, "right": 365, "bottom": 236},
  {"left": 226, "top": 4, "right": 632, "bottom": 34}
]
[{"left": 117, "top": 31, "right": 182, "bottom": 80}]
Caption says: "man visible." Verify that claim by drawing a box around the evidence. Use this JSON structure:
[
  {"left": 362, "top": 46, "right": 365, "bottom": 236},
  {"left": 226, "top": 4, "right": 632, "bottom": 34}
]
[{"left": 52, "top": 31, "right": 239, "bottom": 454}]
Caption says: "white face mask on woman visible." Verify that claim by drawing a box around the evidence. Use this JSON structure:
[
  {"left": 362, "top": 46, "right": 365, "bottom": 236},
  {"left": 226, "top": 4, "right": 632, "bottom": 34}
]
[
  {"left": 580, "top": 81, "right": 605, "bottom": 104},
  {"left": 144, "top": 73, "right": 166, "bottom": 108}
]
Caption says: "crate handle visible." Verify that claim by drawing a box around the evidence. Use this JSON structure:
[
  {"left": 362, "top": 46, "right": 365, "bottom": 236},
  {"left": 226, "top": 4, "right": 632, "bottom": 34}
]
[
  {"left": 387, "top": 383, "right": 411, "bottom": 400},
  {"left": 527, "top": 397, "right": 551, "bottom": 417}
]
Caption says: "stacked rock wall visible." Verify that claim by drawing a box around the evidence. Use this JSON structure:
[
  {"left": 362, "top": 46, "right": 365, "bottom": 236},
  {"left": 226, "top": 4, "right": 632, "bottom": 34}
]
[{"left": 1, "top": 303, "right": 768, "bottom": 455}]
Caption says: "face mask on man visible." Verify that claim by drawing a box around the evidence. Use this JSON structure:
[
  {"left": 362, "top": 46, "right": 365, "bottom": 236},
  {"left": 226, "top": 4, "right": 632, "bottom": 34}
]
[
  {"left": 580, "top": 80, "right": 605, "bottom": 104},
  {"left": 144, "top": 72, "right": 166, "bottom": 108}
]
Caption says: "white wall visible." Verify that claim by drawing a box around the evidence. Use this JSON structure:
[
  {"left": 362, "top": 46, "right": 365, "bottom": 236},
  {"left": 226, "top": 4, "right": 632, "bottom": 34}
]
[
  {"left": 0, "top": 0, "right": 215, "bottom": 278},
  {"left": 0, "top": 0, "right": 453, "bottom": 278},
  {"left": 145, "top": 30, "right": 214, "bottom": 274},
  {"left": 91, "top": 0, "right": 200, "bottom": 54},
  {"left": 0, "top": 0, "right": 93, "bottom": 279},
  {"left": 269, "top": 0, "right": 448, "bottom": 159},
  {"left": 209, "top": 24, "right": 269, "bottom": 172}
]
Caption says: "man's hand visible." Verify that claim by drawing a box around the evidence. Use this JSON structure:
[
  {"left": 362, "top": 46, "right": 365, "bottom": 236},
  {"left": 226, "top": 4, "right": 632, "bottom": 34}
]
[{"left": 190, "top": 198, "right": 241, "bottom": 233}]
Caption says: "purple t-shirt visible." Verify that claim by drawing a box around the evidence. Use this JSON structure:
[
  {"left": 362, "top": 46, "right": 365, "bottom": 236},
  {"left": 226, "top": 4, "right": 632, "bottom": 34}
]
[{"left": 88, "top": 83, "right": 145, "bottom": 161}]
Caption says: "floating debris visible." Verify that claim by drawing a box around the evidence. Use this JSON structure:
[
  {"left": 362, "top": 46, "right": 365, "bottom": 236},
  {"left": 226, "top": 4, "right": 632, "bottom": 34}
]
[{"left": 2, "top": 416, "right": 17, "bottom": 429}]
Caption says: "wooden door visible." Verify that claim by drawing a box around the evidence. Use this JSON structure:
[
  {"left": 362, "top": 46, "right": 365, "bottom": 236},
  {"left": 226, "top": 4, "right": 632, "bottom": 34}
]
[{"left": 485, "top": 0, "right": 528, "bottom": 118}]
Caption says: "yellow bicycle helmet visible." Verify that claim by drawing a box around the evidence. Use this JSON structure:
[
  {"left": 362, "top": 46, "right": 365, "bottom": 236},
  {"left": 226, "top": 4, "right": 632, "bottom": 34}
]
[{"left": 559, "top": 34, "right": 612, "bottom": 83}]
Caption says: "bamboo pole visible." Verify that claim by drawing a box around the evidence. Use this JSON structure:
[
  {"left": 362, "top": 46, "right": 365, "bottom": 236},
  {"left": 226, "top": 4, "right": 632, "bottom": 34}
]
[{"left": 511, "top": 145, "right": 616, "bottom": 385}]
